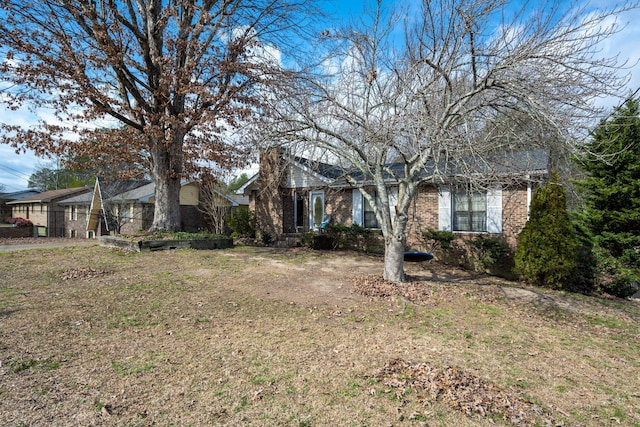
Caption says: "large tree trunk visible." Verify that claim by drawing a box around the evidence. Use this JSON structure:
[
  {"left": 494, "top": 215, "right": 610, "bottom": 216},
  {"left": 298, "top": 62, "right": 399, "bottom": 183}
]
[
  {"left": 150, "top": 148, "right": 182, "bottom": 231},
  {"left": 384, "top": 231, "right": 407, "bottom": 282},
  {"left": 382, "top": 185, "right": 412, "bottom": 282}
]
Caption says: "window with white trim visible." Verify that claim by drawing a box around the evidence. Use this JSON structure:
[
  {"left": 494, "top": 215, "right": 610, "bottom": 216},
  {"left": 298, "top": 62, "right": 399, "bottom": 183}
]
[
  {"left": 352, "top": 188, "right": 397, "bottom": 229},
  {"left": 363, "top": 192, "right": 380, "bottom": 229},
  {"left": 438, "top": 185, "right": 502, "bottom": 233},
  {"left": 453, "top": 190, "right": 486, "bottom": 232}
]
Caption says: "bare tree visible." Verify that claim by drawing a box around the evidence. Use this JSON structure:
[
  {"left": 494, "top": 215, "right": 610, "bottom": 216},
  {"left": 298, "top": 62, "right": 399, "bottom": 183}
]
[
  {"left": 0, "top": 0, "right": 315, "bottom": 231},
  {"left": 102, "top": 200, "right": 135, "bottom": 235},
  {"left": 267, "top": 0, "right": 636, "bottom": 281},
  {"left": 198, "top": 179, "right": 231, "bottom": 235}
]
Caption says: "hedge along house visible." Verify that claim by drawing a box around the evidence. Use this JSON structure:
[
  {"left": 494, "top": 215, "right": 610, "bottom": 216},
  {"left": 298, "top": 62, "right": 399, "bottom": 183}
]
[
  {"left": 243, "top": 147, "right": 551, "bottom": 250},
  {"left": 6, "top": 187, "right": 92, "bottom": 237},
  {"left": 59, "top": 178, "right": 206, "bottom": 237}
]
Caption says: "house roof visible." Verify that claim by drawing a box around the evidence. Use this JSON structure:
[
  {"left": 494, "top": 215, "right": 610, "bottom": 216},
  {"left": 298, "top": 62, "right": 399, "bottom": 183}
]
[
  {"left": 108, "top": 180, "right": 198, "bottom": 203},
  {"left": 292, "top": 156, "right": 346, "bottom": 180},
  {"left": 238, "top": 173, "right": 259, "bottom": 195},
  {"left": 226, "top": 193, "right": 249, "bottom": 206},
  {"left": 244, "top": 148, "right": 550, "bottom": 193},
  {"left": 0, "top": 189, "right": 41, "bottom": 201},
  {"left": 99, "top": 178, "right": 152, "bottom": 199},
  {"left": 111, "top": 182, "right": 156, "bottom": 202},
  {"left": 7, "top": 187, "right": 90, "bottom": 204},
  {"left": 59, "top": 179, "right": 151, "bottom": 205},
  {"left": 331, "top": 148, "right": 551, "bottom": 187}
]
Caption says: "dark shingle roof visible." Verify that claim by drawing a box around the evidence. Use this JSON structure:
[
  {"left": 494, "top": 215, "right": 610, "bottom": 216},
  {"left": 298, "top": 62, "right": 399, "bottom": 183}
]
[
  {"left": 7, "top": 187, "right": 90, "bottom": 204},
  {"left": 0, "top": 189, "right": 41, "bottom": 201},
  {"left": 329, "top": 148, "right": 550, "bottom": 187},
  {"left": 59, "top": 178, "right": 151, "bottom": 204},
  {"left": 98, "top": 178, "right": 152, "bottom": 199},
  {"left": 292, "top": 156, "right": 346, "bottom": 180}
]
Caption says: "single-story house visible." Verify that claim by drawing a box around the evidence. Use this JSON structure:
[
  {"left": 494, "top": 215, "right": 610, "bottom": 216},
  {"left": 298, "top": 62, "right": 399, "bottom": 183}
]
[
  {"left": 198, "top": 186, "right": 251, "bottom": 234},
  {"left": 242, "top": 147, "right": 551, "bottom": 249},
  {"left": 7, "top": 187, "right": 92, "bottom": 237},
  {"left": 59, "top": 178, "right": 151, "bottom": 238},
  {"left": 59, "top": 178, "right": 214, "bottom": 237},
  {"left": 0, "top": 189, "right": 41, "bottom": 220}
]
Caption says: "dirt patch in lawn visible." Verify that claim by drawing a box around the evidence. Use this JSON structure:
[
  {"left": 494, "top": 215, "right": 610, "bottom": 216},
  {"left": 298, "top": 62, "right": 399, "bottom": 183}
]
[{"left": 1, "top": 244, "right": 639, "bottom": 427}]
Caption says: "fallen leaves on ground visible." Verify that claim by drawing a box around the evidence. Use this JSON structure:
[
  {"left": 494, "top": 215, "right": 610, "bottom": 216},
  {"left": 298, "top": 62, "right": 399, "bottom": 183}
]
[
  {"left": 61, "top": 267, "right": 109, "bottom": 280},
  {"left": 371, "top": 358, "right": 558, "bottom": 426},
  {"left": 351, "top": 274, "right": 436, "bottom": 305}
]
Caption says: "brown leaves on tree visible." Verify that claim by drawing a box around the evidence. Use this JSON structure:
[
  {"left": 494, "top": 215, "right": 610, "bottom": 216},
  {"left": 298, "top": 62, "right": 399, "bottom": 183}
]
[{"left": 0, "top": 0, "right": 317, "bottom": 230}]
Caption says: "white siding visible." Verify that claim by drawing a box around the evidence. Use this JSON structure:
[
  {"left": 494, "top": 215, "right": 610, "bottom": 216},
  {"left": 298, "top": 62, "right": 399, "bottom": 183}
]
[{"left": 286, "top": 165, "right": 326, "bottom": 188}]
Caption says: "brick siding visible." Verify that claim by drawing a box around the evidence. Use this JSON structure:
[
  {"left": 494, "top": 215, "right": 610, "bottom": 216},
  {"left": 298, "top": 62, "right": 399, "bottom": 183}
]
[{"left": 254, "top": 149, "right": 533, "bottom": 251}]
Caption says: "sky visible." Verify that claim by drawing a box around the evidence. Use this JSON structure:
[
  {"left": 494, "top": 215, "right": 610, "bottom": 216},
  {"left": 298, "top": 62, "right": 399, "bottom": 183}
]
[{"left": 1, "top": 0, "right": 639, "bottom": 193}]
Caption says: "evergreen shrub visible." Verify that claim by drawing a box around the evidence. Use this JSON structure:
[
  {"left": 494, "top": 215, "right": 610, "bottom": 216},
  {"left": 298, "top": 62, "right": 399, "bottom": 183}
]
[
  {"left": 228, "top": 208, "right": 255, "bottom": 238},
  {"left": 514, "top": 174, "right": 577, "bottom": 290}
]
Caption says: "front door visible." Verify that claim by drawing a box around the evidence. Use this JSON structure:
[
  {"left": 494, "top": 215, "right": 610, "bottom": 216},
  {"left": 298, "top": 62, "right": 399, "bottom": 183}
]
[{"left": 309, "top": 191, "right": 324, "bottom": 231}]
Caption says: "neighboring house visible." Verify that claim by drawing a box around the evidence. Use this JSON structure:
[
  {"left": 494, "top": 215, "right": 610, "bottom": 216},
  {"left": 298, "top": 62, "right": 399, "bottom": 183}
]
[
  {"left": 199, "top": 186, "right": 250, "bottom": 234},
  {"left": 243, "top": 147, "right": 551, "bottom": 249},
  {"left": 0, "top": 189, "right": 41, "bottom": 220},
  {"left": 59, "top": 178, "right": 150, "bottom": 238},
  {"left": 59, "top": 178, "right": 207, "bottom": 237},
  {"left": 7, "top": 187, "right": 91, "bottom": 237}
]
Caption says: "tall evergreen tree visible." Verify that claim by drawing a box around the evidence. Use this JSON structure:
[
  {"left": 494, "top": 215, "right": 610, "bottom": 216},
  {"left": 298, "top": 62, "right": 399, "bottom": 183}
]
[
  {"left": 574, "top": 98, "right": 640, "bottom": 296},
  {"left": 515, "top": 173, "right": 577, "bottom": 290}
]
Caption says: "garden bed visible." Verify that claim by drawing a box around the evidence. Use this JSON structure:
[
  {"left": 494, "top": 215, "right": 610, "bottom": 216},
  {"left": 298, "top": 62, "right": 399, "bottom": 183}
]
[{"left": 99, "top": 235, "right": 233, "bottom": 252}]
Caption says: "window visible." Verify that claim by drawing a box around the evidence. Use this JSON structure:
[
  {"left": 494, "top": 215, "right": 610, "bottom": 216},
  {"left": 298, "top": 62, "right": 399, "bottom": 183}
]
[
  {"left": 352, "top": 188, "right": 397, "bottom": 229},
  {"left": 309, "top": 191, "right": 324, "bottom": 230},
  {"left": 453, "top": 190, "right": 486, "bottom": 232},
  {"left": 294, "top": 192, "right": 305, "bottom": 229},
  {"left": 363, "top": 193, "right": 380, "bottom": 229},
  {"left": 70, "top": 205, "right": 77, "bottom": 221},
  {"left": 438, "top": 186, "right": 502, "bottom": 233}
]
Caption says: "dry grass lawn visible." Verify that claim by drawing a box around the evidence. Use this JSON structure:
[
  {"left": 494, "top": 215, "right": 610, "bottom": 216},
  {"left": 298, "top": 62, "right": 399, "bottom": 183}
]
[{"left": 0, "top": 244, "right": 638, "bottom": 426}]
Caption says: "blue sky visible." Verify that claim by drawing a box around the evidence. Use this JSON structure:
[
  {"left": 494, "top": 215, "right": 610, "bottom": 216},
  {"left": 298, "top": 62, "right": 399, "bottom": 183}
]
[{"left": 1, "top": 0, "right": 639, "bottom": 192}]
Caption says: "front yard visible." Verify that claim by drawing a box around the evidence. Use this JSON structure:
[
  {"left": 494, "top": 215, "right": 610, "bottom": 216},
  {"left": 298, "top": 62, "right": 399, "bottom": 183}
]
[{"left": 0, "top": 245, "right": 638, "bottom": 426}]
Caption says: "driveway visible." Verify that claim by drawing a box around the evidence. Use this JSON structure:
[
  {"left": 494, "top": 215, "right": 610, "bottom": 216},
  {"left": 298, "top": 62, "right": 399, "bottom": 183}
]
[{"left": 0, "top": 238, "right": 98, "bottom": 252}]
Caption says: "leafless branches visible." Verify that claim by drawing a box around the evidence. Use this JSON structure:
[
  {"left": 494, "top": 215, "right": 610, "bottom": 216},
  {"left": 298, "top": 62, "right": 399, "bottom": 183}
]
[
  {"left": 0, "top": 0, "right": 318, "bottom": 229},
  {"left": 262, "top": 0, "right": 637, "bottom": 280}
]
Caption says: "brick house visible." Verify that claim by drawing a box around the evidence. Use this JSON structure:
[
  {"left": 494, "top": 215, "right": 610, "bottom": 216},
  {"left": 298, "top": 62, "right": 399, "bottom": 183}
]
[
  {"left": 0, "top": 189, "right": 41, "bottom": 221},
  {"left": 242, "top": 147, "right": 550, "bottom": 250},
  {"left": 59, "top": 178, "right": 151, "bottom": 238},
  {"left": 6, "top": 187, "right": 92, "bottom": 237},
  {"left": 59, "top": 178, "right": 208, "bottom": 237}
]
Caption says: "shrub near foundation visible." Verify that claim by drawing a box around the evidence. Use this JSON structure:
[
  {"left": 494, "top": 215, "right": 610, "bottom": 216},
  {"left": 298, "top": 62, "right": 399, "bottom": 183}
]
[
  {"left": 324, "top": 224, "right": 383, "bottom": 253},
  {"left": 515, "top": 174, "right": 577, "bottom": 290}
]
